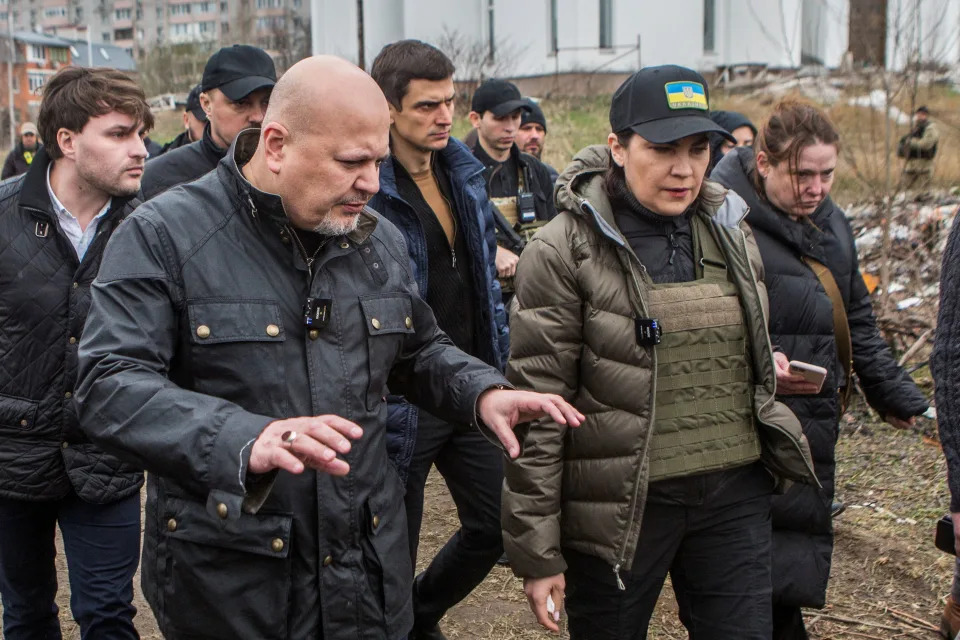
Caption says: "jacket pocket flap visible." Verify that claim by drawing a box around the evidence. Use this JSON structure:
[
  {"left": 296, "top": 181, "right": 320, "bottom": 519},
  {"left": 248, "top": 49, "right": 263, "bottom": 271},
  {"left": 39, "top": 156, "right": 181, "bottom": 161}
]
[
  {"left": 0, "top": 393, "right": 38, "bottom": 430},
  {"left": 165, "top": 497, "right": 293, "bottom": 558},
  {"left": 187, "top": 300, "right": 284, "bottom": 344},
  {"left": 359, "top": 293, "right": 415, "bottom": 336}
]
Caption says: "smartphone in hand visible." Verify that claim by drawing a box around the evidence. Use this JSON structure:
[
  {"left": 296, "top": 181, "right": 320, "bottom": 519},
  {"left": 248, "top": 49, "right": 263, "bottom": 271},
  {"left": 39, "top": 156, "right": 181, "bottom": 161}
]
[{"left": 788, "top": 360, "right": 827, "bottom": 393}]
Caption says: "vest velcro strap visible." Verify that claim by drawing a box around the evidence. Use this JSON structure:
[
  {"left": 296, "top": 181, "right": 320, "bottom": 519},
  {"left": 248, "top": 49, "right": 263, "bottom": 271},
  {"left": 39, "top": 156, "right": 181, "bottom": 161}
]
[
  {"left": 656, "top": 339, "right": 747, "bottom": 364},
  {"left": 654, "top": 392, "right": 754, "bottom": 420},
  {"left": 655, "top": 366, "right": 751, "bottom": 393}
]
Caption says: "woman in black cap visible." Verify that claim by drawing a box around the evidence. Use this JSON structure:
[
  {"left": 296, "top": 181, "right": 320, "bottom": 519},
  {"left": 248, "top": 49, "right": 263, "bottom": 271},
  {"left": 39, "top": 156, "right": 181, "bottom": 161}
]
[
  {"left": 711, "top": 100, "right": 928, "bottom": 639},
  {"left": 501, "top": 66, "right": 817, "bottom": 639}
]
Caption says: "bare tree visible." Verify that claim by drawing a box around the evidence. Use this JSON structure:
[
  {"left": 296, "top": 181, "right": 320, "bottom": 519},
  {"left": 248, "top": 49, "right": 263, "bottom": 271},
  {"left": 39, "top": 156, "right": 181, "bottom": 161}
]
[{"left": 436, "top": 26, "right": 526, "bottom": 101}]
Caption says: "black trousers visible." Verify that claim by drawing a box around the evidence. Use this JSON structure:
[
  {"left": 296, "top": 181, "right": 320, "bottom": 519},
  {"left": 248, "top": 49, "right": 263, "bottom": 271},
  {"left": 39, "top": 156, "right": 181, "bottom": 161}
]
[
  {"left": 772, "top": 604, "right": 809, "bottom": 639},
  {"left": 0, "top": 491, "right": 141, "bottom": 640},
  {"left": 565, "top": 463, "right": 774, "bottom": 640},
  {"left": 403, "top": 409, "right": 504, "bottom": 630}
]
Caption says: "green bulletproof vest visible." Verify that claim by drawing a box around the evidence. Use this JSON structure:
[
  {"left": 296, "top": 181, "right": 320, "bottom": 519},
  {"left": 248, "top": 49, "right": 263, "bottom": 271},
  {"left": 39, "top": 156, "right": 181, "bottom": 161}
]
[{"left": 645, "top": 215, "right": 761, "bottom": 482}]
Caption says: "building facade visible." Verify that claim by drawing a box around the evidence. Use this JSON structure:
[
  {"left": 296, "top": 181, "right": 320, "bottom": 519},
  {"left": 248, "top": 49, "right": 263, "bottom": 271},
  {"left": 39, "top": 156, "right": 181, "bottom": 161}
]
[{"left": 310, "top": 0, "right": 960, "bottom": 77}]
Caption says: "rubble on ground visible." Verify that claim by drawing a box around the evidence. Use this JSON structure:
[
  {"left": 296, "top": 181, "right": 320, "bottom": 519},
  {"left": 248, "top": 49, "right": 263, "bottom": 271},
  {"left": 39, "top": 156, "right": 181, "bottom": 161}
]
[{"left": 847, "top": 190, "right": 960, "bottom": 361}]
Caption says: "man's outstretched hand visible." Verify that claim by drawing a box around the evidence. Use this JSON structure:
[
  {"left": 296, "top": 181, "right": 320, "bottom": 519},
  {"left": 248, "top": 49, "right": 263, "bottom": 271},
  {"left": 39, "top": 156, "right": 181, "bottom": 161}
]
[
  {"left": 477, "top": 388, "right": 584, "bottom": 458},
  {"left": 249, "top": 415, "right": 364, "bottom": 476}
]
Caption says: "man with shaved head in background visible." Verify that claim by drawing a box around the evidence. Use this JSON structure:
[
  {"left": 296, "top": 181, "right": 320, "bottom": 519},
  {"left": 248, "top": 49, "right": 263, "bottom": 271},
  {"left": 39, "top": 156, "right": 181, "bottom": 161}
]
[{"left": 75, "top": 55, "right": 583, "bottom": 639}]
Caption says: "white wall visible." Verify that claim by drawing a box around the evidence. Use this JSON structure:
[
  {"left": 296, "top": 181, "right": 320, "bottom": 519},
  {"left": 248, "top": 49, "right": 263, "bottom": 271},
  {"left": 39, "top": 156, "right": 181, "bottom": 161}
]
[
  {"left": 311, "top": 0, "right": 950, "bottom": 76},
  {"left": 886, "top": 0, "right": 960, "bottom": 69}
]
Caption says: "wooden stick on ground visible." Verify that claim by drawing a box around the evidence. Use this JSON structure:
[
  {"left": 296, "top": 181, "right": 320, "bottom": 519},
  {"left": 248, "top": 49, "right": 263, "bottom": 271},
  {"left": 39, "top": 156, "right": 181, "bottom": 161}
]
[
  {"left": 814, "top": 612, "right": 902, "bottom": 632},
  {"left": 898, "top": 328, "right": 933, "bottom": 367},
  {"left": 886, "top": 607, "right": 939, "bottom": 631}
]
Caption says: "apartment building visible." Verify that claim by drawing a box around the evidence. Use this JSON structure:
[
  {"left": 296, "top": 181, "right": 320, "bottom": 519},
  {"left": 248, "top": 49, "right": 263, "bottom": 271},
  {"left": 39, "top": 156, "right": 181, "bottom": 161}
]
[{"left": 0, "top": 0, "right": 310, "bottom": 56}]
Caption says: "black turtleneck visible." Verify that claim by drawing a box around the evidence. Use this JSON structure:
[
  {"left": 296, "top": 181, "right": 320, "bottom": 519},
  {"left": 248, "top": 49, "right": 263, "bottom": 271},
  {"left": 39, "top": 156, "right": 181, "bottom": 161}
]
[{"left": 609, "top": 177, "right": 696, "bottom": 284}]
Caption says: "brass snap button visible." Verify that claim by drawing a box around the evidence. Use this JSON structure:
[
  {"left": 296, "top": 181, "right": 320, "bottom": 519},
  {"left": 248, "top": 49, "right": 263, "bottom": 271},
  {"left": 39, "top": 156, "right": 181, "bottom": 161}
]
[
  {"left": 196, "top": 325, "right": 211, "bottom": 339},
  {"left": 216, "top": 502, "right": 228, "bottom": 519},
  {"left": 271, "top": 538, "right": 284, "bottom": 553},
  {"left": 372, "top": 514, "right": 380, "bottom": 528},
  {"left": 266, "top": 324, "right": 280, "bottom": 337},
  {"left": 322, "top": 555, "right": 333, "bottom": 567},
  {"left": 64, "top": 391, "right": 72, "bottom": 399},
  {"left": 68, "top": 336, "right": 77, "bottom": 344},
  {"left": 371, "top": 318, "right": 381, "bottom": 330},
  {"left": 167, "top": 518, "right": 177, "bottom": 532},
  {"left": 339, "top": 241, "right": 349, "bottom": 249},
  {"left": 61, "top": 441, "right": 68, "bottom": 449},
  {"left": 404, "top": 317, "right": 412, "bottom": 329},
  {"left": 308, "top": 329, "right": 320, "bottom": 340},
  {"left": 19, "top": 419, "right": 27, "bottom": 427}
]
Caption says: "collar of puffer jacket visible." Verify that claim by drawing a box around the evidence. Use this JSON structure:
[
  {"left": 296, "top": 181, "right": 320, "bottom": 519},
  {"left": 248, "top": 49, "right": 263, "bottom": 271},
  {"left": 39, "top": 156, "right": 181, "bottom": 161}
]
[
  {"left": 554, "top": 144, "right": 748, "bottom": 249},
  {"left": 222, "top": 128, "right": 378, "bottom": 245}
]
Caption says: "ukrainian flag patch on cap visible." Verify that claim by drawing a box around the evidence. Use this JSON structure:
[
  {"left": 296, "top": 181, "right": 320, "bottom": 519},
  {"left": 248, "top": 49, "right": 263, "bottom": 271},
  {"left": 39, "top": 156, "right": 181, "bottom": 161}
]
[{"left": 664, "top": 81, "right": 708, "bottom": 110}]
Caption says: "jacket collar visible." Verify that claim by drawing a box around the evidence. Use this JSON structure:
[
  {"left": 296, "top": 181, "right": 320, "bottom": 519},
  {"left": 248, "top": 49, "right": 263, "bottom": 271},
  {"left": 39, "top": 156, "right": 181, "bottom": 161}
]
[
  {"left": 221, "top": 128, "right": 378, "bottom": 245},
  {"left": 379, "top": 136, "right": 484, "bottom": 203},
  {"left": 18, "top": 146, "right": 137, "bottom": 221},
  {"left": 200, "top": 122, "right": 228, "bottom": 163}
]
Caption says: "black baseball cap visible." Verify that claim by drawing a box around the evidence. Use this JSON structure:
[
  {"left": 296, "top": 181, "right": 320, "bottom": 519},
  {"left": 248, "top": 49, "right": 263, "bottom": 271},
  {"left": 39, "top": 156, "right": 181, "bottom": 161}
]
[
  {"left": 185, "top": 84, "right": 207, "bottom": 122},
  {"left": 916, "top": 105, "right": 929, "bottom": 114},
  {"left": 610, "top": 65, "right": 734, "bottom": 144},
  {"left": 471, "top": 79, "right": 531, "bottom": 117},
  {"left": 520, "top": 98, "right": 547, "bottom": 132},
  {"left": 201, "top": 45, "right": 277, "bottom": 101}
]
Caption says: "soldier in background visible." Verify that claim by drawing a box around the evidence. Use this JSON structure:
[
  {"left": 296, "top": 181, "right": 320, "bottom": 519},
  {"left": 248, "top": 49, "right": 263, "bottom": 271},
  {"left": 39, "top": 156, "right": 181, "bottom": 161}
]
[
  {"left": 466, "top": 79, "right": 556, "bottom": 301},
  {"left": 515, "top": 99, "right": 559, "bottom": 182},
  {"left": 898, "top": 105, "right": 940, "bottom": 199}
]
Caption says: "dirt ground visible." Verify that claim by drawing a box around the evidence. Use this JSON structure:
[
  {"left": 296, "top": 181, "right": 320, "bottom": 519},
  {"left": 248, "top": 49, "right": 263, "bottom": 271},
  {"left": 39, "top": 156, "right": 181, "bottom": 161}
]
[{"left": 6, "top": 403, "right": 943, "bottom": 638}]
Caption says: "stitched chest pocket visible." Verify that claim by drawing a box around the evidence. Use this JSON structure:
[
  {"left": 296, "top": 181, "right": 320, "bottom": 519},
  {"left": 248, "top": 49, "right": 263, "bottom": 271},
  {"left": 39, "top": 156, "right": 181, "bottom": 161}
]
[
  {"left": 184, "top": 300, "right": 287, "bottom": 416},
  {"left": 360, "top": 293, "right": 415, "bottom": 411}
]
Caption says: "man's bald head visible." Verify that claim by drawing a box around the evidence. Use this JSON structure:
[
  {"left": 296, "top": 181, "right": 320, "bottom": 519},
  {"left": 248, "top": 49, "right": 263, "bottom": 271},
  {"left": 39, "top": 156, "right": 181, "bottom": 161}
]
[
  {"left": 264, "top": 55, "right": 389, "bottom": 138},
  {"left": 248, "top": 55, "right": 390, "bottom": 235}
]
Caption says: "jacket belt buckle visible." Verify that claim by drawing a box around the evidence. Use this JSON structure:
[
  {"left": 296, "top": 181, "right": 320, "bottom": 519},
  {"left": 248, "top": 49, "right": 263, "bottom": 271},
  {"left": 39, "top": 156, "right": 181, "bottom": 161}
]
[{"left": 35, "top": 221, "right": 49, "bottom": 238}]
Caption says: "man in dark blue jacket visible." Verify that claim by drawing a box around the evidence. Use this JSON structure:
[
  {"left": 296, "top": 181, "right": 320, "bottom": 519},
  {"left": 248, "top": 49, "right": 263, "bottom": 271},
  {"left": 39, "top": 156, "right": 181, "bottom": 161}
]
[{"left": 369, "top": 40, "right": 508, "bottom": 640}]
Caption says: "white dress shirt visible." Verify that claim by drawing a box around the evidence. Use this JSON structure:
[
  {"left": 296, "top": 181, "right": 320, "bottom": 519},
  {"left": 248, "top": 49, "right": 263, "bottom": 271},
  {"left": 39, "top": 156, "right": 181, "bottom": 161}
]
[{"left": 46, "top": 164, "right": 112, "bottom": 261}]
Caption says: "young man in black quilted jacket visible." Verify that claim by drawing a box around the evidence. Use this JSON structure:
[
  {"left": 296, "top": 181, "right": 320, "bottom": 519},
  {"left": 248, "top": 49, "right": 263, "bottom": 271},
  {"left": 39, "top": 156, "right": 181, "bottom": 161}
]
[{"left": 0, "top": 67, "right": 152, "bottom": 640}]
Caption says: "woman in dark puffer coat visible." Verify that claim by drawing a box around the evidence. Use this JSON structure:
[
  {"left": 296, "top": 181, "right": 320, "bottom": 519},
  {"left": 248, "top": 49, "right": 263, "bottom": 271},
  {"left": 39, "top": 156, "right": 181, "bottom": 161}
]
[{"left": 712, "top": 101, "right": 929, "bottom": 639}]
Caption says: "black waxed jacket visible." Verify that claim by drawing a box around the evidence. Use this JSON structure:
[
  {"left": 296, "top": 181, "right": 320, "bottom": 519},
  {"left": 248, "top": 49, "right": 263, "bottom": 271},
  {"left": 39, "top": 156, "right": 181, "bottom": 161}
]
[
  {"left": 140, "top": 123, "right": 225, "bottom": 199},
  {"left": 712, "top": 147, "right": 928, "bottom": 607},
  {"left": 0, "top": 147, "right": 143, "bottom": 503},
  {"left": 76, "top": 129, "right": 509, "bottom": 640}
]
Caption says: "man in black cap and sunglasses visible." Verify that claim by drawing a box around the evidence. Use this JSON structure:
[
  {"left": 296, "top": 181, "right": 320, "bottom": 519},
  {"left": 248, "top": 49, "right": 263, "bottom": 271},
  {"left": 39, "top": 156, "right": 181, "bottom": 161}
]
[
  {"left": 467, "top": 79, "right": 556, "bottom": 298},
  {"left": 141, "top": 44, "right": 276, "bottom": 199}
]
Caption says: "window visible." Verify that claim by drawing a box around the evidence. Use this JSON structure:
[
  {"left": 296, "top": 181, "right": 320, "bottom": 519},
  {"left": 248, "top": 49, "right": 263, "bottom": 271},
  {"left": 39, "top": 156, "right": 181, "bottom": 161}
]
[
  {"left": 548, "top": 0, "right": 558, "bottom": 54},
  {"left": 703, "top": 0, "right": 716, "bottom": 53},
  {"left": 115, "top": 8, "right": 132, "bottom": 20},
  {"left": 199, "top": 20, "right": 215, "bottom": 34},
  {"left": 136, "top": 27, "right": 144, "bottom": 40},
  {"left": 114, "top": 28, "right": 133, "bottom": 40},
  {"left": 49, "top": 47, "right": 67, "bottom": 63},
  {"left": 220, "top": 1, "right": 228, "bottom": 11},
  {"left": 256, "top": 16, "right": 285, "bottom": 29},
  {"left": 102, "top": 32, "right": 111, "bottom": 42},
  {"left": 170, "top": 3, "right": 191, "bottom": 16},
  {"left": 293, "top": 0, "right": 301, "bottom": 7},
  {"left": 43, "top": 6, "right": 67, "bottom": 19},
  {"left": 220, "top": 21, "right": 229, "bottom": 34},
  {"left": 75, "top": 6, "right": 82, "bottom": 20},
  {"left": 256, "top": 0, "right": 282, "bottom": 7},
  {"left": 26, "top": 44, "right": 45, "bottom": 62},
  {"left": 157, "top": 26, "right": 163, "bottom": 38},
  {"left": 11, "top": 74, "right": 18, "bottom": 92},
  {"left": 0, "top": 12, "right": 8, "bottom": 21},
  {"left": 136, "top": 8, "right": 142, "bottom": 19},
  {"left": 486, "top": 0, "right": 494, "bottom": 61},
  {"left": 195, "top": 2, "right": 213, "bottom": 12},
  {"left": 599, "top": 0, "right": 612, "bottom": 49},
  {"left": 28, "top": 71, "right": 47, "bottom": 94},
  {"left": 156, "top": 6, "right": 163, "bottom": 16}
]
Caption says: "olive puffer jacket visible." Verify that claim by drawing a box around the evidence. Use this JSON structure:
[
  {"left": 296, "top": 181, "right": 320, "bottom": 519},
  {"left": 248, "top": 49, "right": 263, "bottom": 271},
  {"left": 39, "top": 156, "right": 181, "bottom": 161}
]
[{"left": 502, "top": 146, "right": 818, "bottom": 580}]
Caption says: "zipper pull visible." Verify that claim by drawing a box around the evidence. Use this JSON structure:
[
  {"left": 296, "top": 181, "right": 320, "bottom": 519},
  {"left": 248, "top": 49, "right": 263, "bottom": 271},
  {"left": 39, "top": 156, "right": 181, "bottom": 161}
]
[
  {"left": 613, "top": 564, "right": 626, "bottom": 591},
  {"left": 451, "top": 247, "right": 457, "bottom": 268},
  {"left": 246, "top": 195, "right": 258, "bottom": 219}
]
